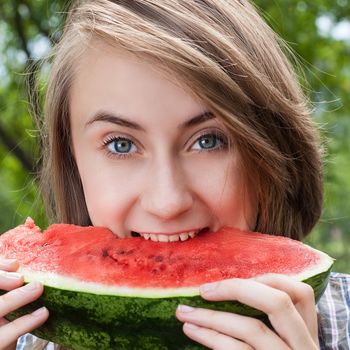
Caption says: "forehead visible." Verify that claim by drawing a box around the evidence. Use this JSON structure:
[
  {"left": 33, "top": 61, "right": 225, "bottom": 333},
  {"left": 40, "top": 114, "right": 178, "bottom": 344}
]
[
  {"left": 69, "top": 41, "right": 210, "bottom": 128},
  {"left": 71, "top": 40, "right": 194, "bottom": 99}
]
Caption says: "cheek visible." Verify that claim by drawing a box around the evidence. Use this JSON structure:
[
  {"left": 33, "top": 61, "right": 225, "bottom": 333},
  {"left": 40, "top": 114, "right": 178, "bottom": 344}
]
[
  {"left": 217, "top": 180, "right": 256, "bottom": 231},
  {"left": 75, "top": 154, "right": 141, "bottom": 229},
  {"left": 218, "top": 167, "right": 257, "bottom": 231},
  {"left": 186, "top": 155, "right": 257, "bottom": 231}
]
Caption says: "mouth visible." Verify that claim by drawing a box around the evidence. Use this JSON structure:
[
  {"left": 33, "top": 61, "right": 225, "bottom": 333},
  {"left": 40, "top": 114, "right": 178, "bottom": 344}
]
[{"left": 131, "top": 227, "right": 209, "bottom": 242}]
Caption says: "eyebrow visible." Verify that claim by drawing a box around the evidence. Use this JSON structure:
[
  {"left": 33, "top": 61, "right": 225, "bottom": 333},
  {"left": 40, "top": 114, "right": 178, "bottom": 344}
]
[{"left": 85, "top": 111, "right": 215, "bottom": 131}]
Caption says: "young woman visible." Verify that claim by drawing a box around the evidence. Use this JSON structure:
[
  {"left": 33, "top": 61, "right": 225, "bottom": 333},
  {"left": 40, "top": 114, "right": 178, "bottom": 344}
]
[{"left": 0, "top": 0, "right": 348, "bottom": 349}]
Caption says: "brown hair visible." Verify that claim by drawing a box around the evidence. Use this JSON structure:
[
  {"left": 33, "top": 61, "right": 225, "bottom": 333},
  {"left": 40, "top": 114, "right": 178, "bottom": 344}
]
[{"left": 37, "top": 0, "right": 323, "bottom": 240}]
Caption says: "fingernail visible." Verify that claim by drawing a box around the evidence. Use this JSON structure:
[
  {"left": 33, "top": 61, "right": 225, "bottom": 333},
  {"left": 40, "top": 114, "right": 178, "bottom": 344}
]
[
  {"left": 0, "top": 258, "right": 17, "bottom": 266},
  {"left": 177, "top": 304, "right": 195, "bottom": 313},
  {"left": 200, "top": 282, "right": 218, "bottom": 294},
  {"left": 184, "top": 322, "right": 200, "bottom": 330},
  {"left": 31, "top": 307, "right": 47, "bottom": 317},
  {"left": 0, "top": 271, "right": 22, "bottom": 279},
  {"left": 23, "top": 282, "right": 41, "bottom": 291}
]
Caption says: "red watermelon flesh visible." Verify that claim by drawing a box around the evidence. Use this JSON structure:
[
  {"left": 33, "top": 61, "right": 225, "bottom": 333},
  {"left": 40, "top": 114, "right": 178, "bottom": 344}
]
[{"left": 0, "top": 217, "right": 329, "bottom": 289}]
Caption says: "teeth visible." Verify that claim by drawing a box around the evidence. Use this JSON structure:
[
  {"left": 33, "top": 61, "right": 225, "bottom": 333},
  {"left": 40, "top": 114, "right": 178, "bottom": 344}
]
[
  {"left": 139, "top": 230, "right": 199, "bottom": 242},
  {"left": 150, "top": 234, "right": 158, "bottom": 242},
  {"left": 180, "top": 233, "right": 189, "bottom": 241},
  {"left": 169, "top": 235, "right": 180, "bottom": 242},
  {"left": 158, "top": 235, "right": 168, "bottom": 242}
]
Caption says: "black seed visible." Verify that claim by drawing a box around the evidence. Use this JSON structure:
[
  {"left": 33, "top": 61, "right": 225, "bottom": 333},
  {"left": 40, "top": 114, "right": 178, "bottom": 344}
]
[
  {"left": 155, "top": 255, "right": 164, "bottom": 262},
  {"left": 102, "top": 249, "right": 108, "bottom": 257}
]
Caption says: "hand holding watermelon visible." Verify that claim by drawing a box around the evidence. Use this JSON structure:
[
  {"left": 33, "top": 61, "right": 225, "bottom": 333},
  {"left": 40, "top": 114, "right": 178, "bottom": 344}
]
[
  {"left": 176, "top": 274, "right": 320, "bottom": 349},
  {"left": 0, "top": 259, "right": 48, "bottom": 350}
]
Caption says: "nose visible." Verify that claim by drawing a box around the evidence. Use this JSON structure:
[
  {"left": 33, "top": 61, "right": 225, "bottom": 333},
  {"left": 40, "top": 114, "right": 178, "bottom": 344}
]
[{"left": 139, "top": 158, "right": 193, "bottom": 220}]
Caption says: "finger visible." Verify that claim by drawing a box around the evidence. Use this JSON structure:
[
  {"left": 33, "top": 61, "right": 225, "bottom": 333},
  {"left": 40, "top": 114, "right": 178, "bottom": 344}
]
[
  {"left": 0, "top": 271, "right": 24, "bottom": 291},
  {"left": 0, "top": 259, "right": 19, "bottom": 272},
  {"left": 254, "top": 274, "right": 318, "bottom": 340},
  {"left": 176, "top": 305, "right": 289, "bottom": 350},
  {"left": 182, "top": 322, "right": 254, "bottom": 350},
  {"left": 0, "top": 282, "right": 44, "bottom": 317},
  {"left": 199, "top": 279, "right": 317, "bottom": 350},
  {"left": 0, "top": 307, "right": 49, "bottom": 349}
]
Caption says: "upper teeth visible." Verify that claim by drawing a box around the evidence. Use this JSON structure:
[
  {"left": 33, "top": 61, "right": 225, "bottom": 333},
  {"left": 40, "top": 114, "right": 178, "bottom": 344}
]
[{"left": 140, "top": 230, "right": 199, "bottom": 242}]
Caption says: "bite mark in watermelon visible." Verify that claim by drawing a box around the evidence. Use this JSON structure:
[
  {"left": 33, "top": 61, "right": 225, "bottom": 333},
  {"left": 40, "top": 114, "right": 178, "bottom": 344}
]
[{"left": 0, "top": 218, "right": 333, "bottom": 350}]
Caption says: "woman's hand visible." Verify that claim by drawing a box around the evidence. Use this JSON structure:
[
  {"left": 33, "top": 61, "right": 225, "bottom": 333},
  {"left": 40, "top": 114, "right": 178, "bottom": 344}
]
[
  {"left": 0, "top": 258, "right": 49, "bottom": 350},
  {"left": 176, "top": 274, "right": 319, "bottom": 350}
]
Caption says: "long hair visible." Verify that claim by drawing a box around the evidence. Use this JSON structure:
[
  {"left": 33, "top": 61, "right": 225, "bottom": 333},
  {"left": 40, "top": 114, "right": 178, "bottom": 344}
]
[{"left": 37, "top": 0, "right": 323, "bottom": 239}]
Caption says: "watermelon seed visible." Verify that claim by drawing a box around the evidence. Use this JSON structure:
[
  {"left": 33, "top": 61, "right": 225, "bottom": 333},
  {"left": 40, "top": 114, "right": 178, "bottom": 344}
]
[
  {"left": 155, "top": 255, "right": 164, "bottom": 262},
  {"left": 115, "top": 248, "right": 136, "bottom": 255},
  {"left": 102, "top": 249, "right": 108, "bottom": 257}
]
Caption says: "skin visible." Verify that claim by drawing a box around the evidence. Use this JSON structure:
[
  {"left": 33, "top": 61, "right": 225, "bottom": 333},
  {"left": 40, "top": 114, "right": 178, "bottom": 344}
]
[
  {"left": 70, "top": 42, "right": 256, "bottom": 237},
  {"left": 0, "top": 259, "right": 48, "bottom": 350},
  {"left": 0, "top": 41, "right": 319, "bottom": 349}
]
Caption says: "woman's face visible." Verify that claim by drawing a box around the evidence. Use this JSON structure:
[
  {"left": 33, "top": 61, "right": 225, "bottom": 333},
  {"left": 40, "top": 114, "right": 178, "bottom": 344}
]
[{"left": 70, "top": 41, "right": 257, "bottom": 241}]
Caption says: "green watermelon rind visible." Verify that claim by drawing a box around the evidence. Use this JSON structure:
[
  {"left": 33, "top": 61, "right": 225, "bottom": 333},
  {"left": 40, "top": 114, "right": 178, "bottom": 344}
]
[{"left": 4, "top": 265, "right": 332, "bottom": 350}]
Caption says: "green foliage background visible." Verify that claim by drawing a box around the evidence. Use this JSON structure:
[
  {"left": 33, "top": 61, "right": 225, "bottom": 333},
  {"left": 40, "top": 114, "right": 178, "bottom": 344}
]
[{"left": 0, "top": 1, "right": 349, "bottom": 273}]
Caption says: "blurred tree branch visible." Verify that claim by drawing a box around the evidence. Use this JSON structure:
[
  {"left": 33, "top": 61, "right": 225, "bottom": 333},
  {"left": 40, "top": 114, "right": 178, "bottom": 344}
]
[
  {"left": 0, "top": 121, "right": 34, "bottom": 173},
  {"left": 22, "top": 0, "right": 53, "bottom": 42},
  {"left": 12, "top": 1, "right": 31, "bottom": 59},
  {"left": 0, "top": 0, "right": 50, "bottom": 174}
]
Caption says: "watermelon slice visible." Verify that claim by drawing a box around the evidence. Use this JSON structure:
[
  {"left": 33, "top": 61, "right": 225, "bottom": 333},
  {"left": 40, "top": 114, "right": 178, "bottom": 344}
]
[{"left": 0, "top": 218, "right": 333, "bottom": 350}]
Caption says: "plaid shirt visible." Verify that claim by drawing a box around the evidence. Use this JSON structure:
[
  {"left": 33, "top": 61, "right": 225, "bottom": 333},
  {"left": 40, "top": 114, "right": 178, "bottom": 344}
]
[
  {"left": 317, "top": 272, "right": 350, "bottom": 349},
  {"left": 16, "top": 272, "right": 350, "bottom": 350}
]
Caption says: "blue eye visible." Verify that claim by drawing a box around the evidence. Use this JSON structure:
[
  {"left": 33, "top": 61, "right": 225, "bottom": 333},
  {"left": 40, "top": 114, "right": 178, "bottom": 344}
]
[
  {"left": 192, "top": 133, "right": 226, "bottom": 151},
  {"left": 106, "top": 137, "right": 137, "bottom": 155}
]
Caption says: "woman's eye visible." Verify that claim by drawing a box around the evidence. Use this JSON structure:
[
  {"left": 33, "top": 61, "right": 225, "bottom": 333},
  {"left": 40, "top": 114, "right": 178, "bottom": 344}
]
[
  {"left": 192, "top": 133, "right": 226, "bottom": 151},
  {"left": 105, "top": 137, "right": 137, "bottom": 155}
]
